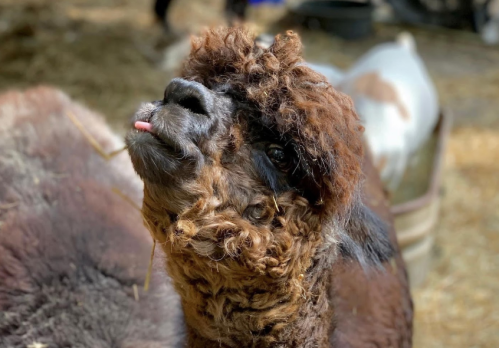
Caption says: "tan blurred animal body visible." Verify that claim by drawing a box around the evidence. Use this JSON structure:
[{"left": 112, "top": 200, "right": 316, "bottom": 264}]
[{"left": 0, "top": 87, "right": 184, "bottom": 348}]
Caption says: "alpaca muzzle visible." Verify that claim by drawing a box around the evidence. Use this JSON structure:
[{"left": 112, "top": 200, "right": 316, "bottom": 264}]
[{"left": 126, "top": 78, "right": 231, "bottom": 186}]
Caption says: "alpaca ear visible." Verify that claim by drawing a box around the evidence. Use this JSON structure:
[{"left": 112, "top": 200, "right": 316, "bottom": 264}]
[{"left": 339, "top": 201, "right": 394, "bottom": 267}]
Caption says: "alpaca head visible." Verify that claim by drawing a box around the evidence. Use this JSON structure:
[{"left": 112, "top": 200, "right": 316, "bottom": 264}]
[{"left": 126, "top": 27, "right": 392, "bottom": 343}]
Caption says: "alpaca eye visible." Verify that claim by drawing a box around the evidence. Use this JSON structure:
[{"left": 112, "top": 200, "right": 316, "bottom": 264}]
[{"left": 267, "top": 144, "right": 290, "bottom": 171}]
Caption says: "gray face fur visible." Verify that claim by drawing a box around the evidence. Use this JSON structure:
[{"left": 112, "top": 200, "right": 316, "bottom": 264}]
[{"left": 126, "top": 78, "right": 234, "bottom": 186}]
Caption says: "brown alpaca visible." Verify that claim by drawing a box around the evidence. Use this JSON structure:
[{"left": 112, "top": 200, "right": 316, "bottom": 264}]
[
  {"left": 126, "top": 28, "right": 413, "bottom": 348},
  {"left": 0, "top": 87, "right": 185, "bottom": 347}
]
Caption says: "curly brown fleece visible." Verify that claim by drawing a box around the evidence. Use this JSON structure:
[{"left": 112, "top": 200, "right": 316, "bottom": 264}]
[{"left": 139, "top": 28, "right": 373, "bottom": 348}]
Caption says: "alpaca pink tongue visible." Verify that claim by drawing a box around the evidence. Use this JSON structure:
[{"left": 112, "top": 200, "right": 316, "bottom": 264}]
[{"left": 135, "top": 121, "right": 153, "bottom": 132}]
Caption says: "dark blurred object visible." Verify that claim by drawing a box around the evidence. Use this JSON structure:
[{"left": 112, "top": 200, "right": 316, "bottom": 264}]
[
  {"left": 289, "top": 1, "right": 374, "bottom": 40},
  {"left": 249, "top": 0, "right": 285, "bottom": 4},
  {"left": 154, "top": 0, "right": 173, "bottom": 30},
  {"left": 154, "top": 0, "right": 249, "bottom": 29},
  {"left": 225, "top": 0, "right": 250, "bottom": 24},
  {"left": 387, "top": 0, "right": 493, "bottom": 32}
]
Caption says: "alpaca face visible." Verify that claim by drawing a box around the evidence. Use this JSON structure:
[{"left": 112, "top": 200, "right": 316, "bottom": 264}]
[
  {"left": 127, "top": 78, "right": 323, "bottom": 217},
  {"left": 126, "top": 78, "right": 234, "bottom": 199}
]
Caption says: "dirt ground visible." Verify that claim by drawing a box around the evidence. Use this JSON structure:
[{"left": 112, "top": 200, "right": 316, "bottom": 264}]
[{"left": 0, "top": 0, "right": 498, "bottom": 347}]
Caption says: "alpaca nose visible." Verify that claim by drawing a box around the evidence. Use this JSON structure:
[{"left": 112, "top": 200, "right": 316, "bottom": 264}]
[{"left": 163, "top": 78, "right": 213, "bottom": 118}]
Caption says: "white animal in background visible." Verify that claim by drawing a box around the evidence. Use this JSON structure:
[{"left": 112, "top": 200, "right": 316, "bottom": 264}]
[
  {"left": 337, "top": 32, "right": 439, "bottom": 192},
  {"left": 307, "top": 33, "right": 439, "bottom": 192}
]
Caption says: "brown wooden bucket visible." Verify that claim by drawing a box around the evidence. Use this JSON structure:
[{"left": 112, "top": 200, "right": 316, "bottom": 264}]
[{"left": 390, "top": 110, "right": 452, "bottom": 288}]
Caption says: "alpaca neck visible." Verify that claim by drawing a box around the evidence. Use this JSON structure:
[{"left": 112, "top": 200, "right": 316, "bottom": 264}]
[{"left": 172, "top": 255, "right": 335, "bottom": 348}]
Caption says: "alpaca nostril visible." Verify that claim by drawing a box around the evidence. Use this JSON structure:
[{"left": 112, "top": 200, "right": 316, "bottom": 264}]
[
  {"left": 177, "top": 96, "right": 207, "bottom": 116},
  {"left": 164, "top": 78, "right": 213, "bottom": 118}
]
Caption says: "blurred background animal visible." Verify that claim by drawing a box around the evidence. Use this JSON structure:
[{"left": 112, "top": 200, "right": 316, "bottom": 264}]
[
  {"left": 260, "top": 31, "right": 439, "bottom": 193},
  {"left": 0, "top": 87, "right": 184, "bottom": 347},
  {"left": 336, "top": 32, "right": 439, "bottom": 192}
]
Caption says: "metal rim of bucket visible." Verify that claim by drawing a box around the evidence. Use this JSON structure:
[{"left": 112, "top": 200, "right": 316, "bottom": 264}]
[
  {"left": 402, "top": 234, "right": 434, "bottom": 263},
  {"left": 391, "top": 109, "right": 453, "bottom": 216},
  {"left": 396, "top": 199, "right": 440, "bottom": 247}
]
